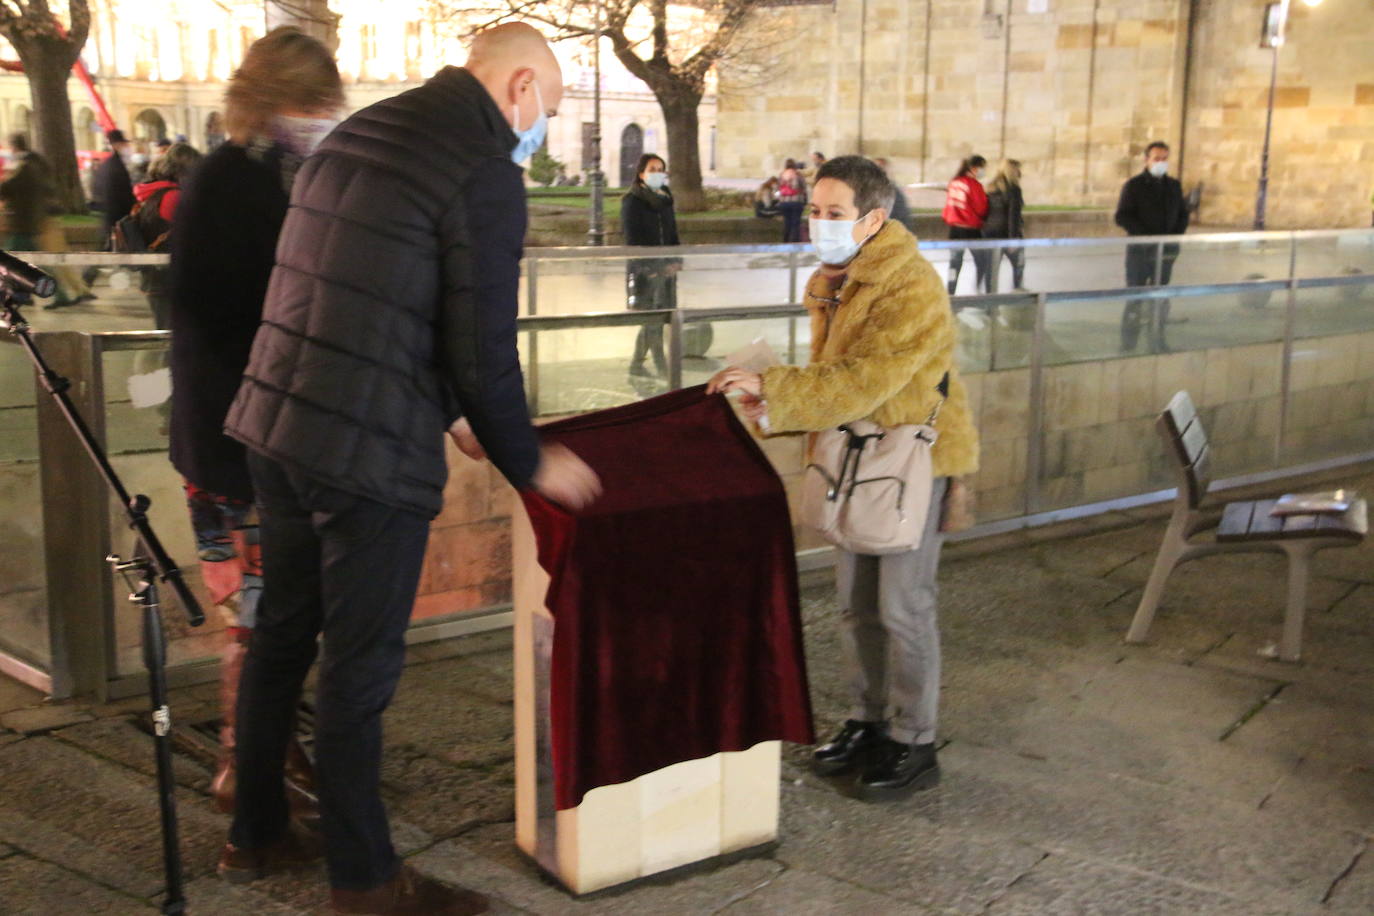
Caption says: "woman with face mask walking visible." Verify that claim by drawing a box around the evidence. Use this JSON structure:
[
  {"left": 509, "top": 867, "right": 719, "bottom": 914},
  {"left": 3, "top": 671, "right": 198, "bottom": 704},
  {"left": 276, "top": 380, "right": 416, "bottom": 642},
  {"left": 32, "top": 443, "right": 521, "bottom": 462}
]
[
  {"left": 167, "top": 26, "right": 344, "bottom": 843},
  {"left": 708, "top": 156, "right": 980, "bottom": 801},
  {"left": 622, "top": 153, "right": 681, "bottom": 378},
  {"left": 942, "top": 155, "right": 990, "bottom": 296}
]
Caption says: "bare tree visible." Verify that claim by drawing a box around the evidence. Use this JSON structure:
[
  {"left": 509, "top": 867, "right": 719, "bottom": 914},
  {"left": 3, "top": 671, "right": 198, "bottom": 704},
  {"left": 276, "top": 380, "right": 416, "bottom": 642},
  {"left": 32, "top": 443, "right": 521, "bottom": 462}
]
[
  {"left": 449, "top": 0, "right": 771, "bottom": 211},
  {"left": 0, "top": 1, "right": 91, "bottom": 212}
]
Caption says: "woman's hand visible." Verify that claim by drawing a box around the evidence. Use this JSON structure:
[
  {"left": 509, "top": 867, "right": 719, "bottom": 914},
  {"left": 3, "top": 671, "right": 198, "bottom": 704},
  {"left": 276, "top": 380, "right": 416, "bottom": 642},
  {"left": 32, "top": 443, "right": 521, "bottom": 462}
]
[
  {"left": 738, "top": 393, "right": 768, "bottom": 421},
  {"left": 706, "top": 368, "right": 763, "bottom": 397}
]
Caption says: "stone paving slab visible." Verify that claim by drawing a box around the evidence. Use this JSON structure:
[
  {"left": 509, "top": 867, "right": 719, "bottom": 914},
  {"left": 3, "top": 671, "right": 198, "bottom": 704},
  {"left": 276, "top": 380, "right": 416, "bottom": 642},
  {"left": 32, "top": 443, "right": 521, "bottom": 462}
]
[
  {"left": 715, "top": 867, "right": 937, "bottom": 914},
  {"left": 0, "top": 736, "right": 227, "bottom": 899},
  {"left": 771, "top": 780, "right": 1048, "bottom": 914},
  {"left": 898, "top": 741, "right": 1358, "bottom": 911},
  {"left": 0, "top": 703, "right": 94, "bottom": 734},
  {"left": 55, "top": 716, "right": 213, "bottom": 794},
  {"left": 0, "top": 854, "right": 157, "bottom": 914},
  {"left": 412, "top": 825, "right": 785, "bottom": 915},
  {"left": 981, "top": 852, "right": 1321, "bottom": 916}
]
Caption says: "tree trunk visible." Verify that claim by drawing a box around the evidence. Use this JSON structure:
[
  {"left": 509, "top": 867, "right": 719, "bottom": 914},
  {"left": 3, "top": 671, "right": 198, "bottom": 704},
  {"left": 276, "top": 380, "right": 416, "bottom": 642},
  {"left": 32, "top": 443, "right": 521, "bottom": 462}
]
[
  {"left": 657, "top": 85, "right": 705, "bottom": 212},
  {"left": 24, "top": 54, "right": 84, "bottom": 213}
]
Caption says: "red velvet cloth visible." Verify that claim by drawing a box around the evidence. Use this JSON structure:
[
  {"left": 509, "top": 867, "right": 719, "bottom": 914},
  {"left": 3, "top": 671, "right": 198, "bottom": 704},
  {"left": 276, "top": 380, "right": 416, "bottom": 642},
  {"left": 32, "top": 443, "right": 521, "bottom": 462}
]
[{"left": 521, "top": 386, "right": 815, "bottom": 810}]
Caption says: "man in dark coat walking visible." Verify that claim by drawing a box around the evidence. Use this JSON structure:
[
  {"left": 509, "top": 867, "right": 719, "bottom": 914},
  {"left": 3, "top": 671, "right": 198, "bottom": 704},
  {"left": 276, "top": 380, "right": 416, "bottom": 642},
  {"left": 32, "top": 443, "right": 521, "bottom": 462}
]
[
  {"left": 223, "top": 22, "right": 599, "bottom": 914},
  {"left": 92, "top": 129, "right": 135, "bottom": 242},
  {"left": 1115, "top": 140, "right": 1189, "bottom": 352}
]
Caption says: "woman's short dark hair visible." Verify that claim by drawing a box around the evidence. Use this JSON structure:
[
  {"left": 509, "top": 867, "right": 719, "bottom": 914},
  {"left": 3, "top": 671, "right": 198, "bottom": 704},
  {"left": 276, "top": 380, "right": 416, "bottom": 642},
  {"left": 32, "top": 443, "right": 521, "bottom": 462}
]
[
  {"left": 633, "top": 153, "right": 665, "bottom": 185},
  {"left": 149, "top": 141, "right": 203, "bottom": 184},
  {"left": 952, "top": 155, "right": 987, "bottom": 181},
  {"left": 815, "top": 155, "right": 896, "bottom": 216}
]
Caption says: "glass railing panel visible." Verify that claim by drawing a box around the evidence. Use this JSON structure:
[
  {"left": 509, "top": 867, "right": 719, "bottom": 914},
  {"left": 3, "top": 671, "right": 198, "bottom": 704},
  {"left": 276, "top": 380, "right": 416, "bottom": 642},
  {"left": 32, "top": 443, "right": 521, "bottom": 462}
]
[
  {"left": 1168, "top": 234, "right": 1294, "bottom": 287},
  {"left": 1032, "top": 295, "right": 1286, "bottom": 514},
  {"left": 1293, "top": 275, "right": 1374, "bottom": 338},
  {"left": 953, "top": 292, "right": 1038, "bottom": 373},
  {"left": 0, "top": 339, "right": 50, "bottom": 670},
  {"left": 98, "top": 337, "right": 218, "bottom": 678},
  {"left": 526, "top": 248, "right": 802, "bottom": 318},
  {"left": 19, "top": 253, "right": 168, "bottom": 335},
  {"left": 1039, "top": 286, "right": 1287, "bottom": 367},
  {"left": 523, "top": 314, "right": 672, "bottom": 417},
  {"left": 1293, "top": 231, "right": 1374, "bottom": 282},
  {"left": 1283, "top": 283, "right": 1374, "bottom": 465}
]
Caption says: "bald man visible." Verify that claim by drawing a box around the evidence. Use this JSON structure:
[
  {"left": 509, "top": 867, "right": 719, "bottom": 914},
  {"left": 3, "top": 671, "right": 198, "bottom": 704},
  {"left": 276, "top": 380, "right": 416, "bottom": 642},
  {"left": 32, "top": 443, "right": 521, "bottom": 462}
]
[{"left": 222, "top": 22, "right": 598, "bottom": 914}]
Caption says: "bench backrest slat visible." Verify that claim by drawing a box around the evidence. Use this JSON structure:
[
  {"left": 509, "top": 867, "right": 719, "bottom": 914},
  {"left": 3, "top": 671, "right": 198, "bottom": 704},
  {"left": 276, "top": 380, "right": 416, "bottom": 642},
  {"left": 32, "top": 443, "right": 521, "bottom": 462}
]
[{"left": 1159, "top": 391, "right": 1212, "bottom": 509}]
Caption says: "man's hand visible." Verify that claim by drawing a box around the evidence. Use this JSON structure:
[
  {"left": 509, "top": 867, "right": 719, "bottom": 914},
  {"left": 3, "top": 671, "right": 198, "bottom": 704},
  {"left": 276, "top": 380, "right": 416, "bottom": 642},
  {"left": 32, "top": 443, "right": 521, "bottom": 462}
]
[
  {"left": 532, "top": 443, "right": 602, "bottom": 510},
  {"left": 706, "top": 368, "right": 763, "bottom": 397},
  {"left": 448, "top": 418, "right": 486, "bottom": 461}
]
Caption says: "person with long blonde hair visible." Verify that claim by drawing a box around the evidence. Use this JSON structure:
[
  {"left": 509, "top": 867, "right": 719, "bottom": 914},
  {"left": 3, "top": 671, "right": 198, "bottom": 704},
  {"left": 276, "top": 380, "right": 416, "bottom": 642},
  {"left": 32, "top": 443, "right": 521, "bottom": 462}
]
[
  {"left": 982, "top": 158, "right": 1026, "bottom": 292},
  {"left": 167, "top": 25, "right": 343, "bottom": 881}
]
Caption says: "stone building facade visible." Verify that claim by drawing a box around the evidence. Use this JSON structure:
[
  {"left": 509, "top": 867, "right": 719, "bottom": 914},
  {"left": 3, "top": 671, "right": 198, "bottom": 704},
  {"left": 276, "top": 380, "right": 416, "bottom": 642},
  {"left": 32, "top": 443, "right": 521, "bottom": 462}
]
[
  {"left": 0, "top": 0, "right": 715, "bottom": 190},
  {"left": 718, "top": 0, "right": 1374, "bottom": 229}
]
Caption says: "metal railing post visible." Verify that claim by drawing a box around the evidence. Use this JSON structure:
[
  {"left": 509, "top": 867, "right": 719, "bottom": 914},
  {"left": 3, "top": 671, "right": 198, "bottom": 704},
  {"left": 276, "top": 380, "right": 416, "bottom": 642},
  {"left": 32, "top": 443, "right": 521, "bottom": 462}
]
[
  {"left": 1276, "top": 232, "right": 1298, "bottom": 465},
  {"left": 1024, "top": 291, "right": 1048, "bottom": 516},
  {"left": 787, "top": 249, "right": 800, "bottom": 364},
  {"left": 668, "top": 309, "right": 685, "bottom": 391},
  {"left": 35, "top": 332, "right": 114, "bottom": 700},
  {"left": 526, "top": 255, "right": 540, "bottom": 415}
]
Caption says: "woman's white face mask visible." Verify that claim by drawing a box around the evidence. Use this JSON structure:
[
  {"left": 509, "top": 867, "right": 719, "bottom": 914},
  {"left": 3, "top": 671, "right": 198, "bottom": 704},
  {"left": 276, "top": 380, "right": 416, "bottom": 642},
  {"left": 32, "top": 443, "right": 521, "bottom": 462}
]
[{"left": 810, "top": 211, "right": 873, "bottom": 266}]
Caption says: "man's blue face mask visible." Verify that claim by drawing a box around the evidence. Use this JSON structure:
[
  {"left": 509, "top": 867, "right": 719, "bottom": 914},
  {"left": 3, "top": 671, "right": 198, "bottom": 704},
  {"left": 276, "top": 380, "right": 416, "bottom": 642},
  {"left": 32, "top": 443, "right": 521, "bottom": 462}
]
[{"left": 510, "top": 80, "right": 548, "bottom": 166}]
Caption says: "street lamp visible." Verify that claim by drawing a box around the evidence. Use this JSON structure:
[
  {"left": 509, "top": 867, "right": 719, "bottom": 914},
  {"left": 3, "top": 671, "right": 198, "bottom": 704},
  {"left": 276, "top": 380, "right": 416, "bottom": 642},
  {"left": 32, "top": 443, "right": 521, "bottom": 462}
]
[
  {"left": 587, "top": 0, "right": 605, "bottom": 246},
  {"left": 1254, "top": 0, "right": 1322, "bottom": 230}
]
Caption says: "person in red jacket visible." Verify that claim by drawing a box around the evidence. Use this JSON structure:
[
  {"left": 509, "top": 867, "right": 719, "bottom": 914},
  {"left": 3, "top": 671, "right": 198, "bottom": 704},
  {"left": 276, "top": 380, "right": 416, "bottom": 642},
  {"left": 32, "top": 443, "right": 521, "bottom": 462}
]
[{"left": 942, "top": 155, "right": 990, "bottom": 296}]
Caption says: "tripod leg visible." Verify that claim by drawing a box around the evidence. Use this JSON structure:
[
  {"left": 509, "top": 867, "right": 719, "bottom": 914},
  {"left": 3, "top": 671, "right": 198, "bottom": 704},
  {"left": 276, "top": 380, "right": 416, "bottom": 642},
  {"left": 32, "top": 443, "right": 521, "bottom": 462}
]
[{"left": 142, "top": 587, "right": 187, "bottom": 915}]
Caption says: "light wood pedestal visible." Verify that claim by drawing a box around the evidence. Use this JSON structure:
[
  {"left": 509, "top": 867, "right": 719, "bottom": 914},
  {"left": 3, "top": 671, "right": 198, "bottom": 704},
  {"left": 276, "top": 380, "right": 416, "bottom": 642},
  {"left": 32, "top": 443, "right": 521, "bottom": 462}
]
[{"left": 511, "top": 503, "right": 781, "bottom": 895}]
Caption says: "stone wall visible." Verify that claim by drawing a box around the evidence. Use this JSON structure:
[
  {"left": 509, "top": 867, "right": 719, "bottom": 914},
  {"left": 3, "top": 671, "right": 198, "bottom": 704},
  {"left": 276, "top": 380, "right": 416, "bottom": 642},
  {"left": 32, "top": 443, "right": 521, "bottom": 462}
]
[
  {"left": 716, "top": 0, "right": 1374, "bottom": 229},
  {"left": 1184, "top": 0, "right": 1374, "bottom": 229}
]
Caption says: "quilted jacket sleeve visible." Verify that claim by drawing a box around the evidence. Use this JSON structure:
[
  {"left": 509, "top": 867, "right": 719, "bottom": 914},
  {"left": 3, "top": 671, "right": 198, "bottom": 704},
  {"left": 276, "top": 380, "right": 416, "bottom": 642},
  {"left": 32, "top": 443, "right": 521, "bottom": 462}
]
[{"left": 439, "top": 156, "right": 542, "bottom": 489}]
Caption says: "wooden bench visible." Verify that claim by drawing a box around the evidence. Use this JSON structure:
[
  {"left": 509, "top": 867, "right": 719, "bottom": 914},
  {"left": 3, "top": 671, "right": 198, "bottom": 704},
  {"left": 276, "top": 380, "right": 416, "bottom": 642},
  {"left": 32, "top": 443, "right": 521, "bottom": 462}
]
[{"left": 1124, "top": 391, "right": 1368, "bottom": 661}]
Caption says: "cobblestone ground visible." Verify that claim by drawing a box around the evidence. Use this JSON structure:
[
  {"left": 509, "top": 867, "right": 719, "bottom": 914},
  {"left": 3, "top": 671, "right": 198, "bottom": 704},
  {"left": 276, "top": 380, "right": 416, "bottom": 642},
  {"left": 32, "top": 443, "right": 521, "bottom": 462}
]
[{"left": 1, "top": 466, "right": 1372, "bottom": 914}]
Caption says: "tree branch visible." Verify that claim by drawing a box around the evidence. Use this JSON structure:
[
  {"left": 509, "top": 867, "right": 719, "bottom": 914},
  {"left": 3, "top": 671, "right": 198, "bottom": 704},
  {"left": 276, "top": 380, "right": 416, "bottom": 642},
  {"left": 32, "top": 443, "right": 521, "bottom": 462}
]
[{"left": 65, "top": 0, "right": 91, "bottom": 66}]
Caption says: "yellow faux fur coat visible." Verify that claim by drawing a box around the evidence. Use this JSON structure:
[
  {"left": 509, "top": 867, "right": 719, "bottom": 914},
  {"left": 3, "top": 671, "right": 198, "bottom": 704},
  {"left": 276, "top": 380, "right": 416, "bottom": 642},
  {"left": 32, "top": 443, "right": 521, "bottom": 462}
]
[{"left": 761, "top": 220, "right": 980, "bottom": 479}]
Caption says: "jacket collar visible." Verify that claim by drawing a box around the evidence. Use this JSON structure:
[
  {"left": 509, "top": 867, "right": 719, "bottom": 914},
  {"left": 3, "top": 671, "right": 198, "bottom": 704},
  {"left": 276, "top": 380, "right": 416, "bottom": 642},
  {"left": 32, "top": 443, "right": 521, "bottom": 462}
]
[
  {"left": 843, "top": 220, "right": 919, "bottom": 287},
  {"left": 430, "top": 66, "right": 518, "bottom": 153}
]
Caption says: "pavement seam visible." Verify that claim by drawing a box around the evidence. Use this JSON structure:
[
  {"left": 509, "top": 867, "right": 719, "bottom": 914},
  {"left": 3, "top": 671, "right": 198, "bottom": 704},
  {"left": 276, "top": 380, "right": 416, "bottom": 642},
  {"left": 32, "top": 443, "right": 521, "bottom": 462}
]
[
  {"left": 1320, "top": 580, "right": 1362, "bottom": 612},
  {"left": 49, "top": 715, "right": 216, "bottom": 801},
  {"left": 706, "top": 857, "right": 789, "bottom": 914},
  {"left": 979, "top": 849, "right": 1051, "bottom": 912},
  {"left": 1320, "top": 834, "right": 1369, "bottom": 905},
  {"left": 0, "top": 843, "right": 160, "bottom": 909},
  {"left": 1218, "top": 680, "right": 1292, "bottom": 742}
]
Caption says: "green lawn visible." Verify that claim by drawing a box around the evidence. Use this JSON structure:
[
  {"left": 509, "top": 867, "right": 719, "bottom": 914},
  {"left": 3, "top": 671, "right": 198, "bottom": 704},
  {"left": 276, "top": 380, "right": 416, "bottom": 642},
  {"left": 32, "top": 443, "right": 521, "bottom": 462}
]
[{"left": 57, "top": 213, "right": 100, "bottom": 226}]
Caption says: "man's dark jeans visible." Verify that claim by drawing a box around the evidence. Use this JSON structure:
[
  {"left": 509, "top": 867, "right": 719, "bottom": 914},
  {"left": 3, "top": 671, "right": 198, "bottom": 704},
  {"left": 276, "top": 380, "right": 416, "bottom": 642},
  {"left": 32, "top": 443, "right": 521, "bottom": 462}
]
[
  {"left": 230, "top": 451, "right": 430, "bottom": 891},
  {"left": 1122, "top": 242, "right": 1179, "bottom": 352}
]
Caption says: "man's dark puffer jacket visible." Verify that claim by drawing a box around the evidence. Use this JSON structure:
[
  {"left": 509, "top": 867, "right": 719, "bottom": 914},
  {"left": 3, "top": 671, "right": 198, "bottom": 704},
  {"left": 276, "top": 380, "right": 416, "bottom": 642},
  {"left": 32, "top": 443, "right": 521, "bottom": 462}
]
[{"left": 225, "top": 67, "right": 541, "bottom": 518}]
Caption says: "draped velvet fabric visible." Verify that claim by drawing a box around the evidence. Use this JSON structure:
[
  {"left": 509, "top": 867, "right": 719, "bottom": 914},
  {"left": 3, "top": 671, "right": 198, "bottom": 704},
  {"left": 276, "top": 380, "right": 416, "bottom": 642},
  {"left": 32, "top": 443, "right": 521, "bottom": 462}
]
[{"left": 521, "top": 387, "right": 815, "bottom": 810}]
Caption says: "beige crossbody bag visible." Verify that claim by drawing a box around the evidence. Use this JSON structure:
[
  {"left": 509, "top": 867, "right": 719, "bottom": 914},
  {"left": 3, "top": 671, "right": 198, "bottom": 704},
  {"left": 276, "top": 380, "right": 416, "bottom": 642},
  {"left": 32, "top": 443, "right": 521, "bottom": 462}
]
[{"left": 799, "top": 373, "right": 948, "bottom": 555}]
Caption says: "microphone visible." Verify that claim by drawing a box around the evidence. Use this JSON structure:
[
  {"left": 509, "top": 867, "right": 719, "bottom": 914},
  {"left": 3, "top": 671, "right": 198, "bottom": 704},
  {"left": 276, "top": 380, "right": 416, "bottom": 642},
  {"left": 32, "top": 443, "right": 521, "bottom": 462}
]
[{"left": 0, "top": 249, "right": 56, "bottom": 299}]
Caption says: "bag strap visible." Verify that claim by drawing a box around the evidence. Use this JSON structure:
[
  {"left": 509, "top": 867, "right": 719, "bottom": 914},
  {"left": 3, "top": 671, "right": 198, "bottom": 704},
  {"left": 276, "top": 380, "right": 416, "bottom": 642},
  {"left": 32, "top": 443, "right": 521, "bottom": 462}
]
[{"left": 924, "top": 371, "right": 950, "bottom": 426}]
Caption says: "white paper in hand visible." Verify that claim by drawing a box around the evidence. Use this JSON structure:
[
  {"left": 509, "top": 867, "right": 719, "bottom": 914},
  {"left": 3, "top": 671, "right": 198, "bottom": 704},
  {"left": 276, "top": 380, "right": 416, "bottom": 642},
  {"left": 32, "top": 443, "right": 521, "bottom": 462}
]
[{"left": 723, "top": 337, "right": 780, "bottom": 373}]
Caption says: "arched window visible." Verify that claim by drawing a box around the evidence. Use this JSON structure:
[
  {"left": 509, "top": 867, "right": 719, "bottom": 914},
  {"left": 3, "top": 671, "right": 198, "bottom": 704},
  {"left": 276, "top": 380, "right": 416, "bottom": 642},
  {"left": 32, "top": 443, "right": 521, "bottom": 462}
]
[
  {"left": 133, "top": 108, "right": 168, "bottom": 143},
  {"left": 619, "top": 123, "right": 644, "bottom": 187}
]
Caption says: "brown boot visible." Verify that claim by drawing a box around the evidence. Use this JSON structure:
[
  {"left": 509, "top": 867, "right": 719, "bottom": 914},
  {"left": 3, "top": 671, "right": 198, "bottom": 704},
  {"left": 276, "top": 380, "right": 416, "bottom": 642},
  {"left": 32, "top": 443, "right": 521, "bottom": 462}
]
[
  {"left": 213, "top": 630, "right": 322, "bottom": 821},
  {"left": 210, "top": 629, "right": 250, "bottom": 815},
  {"left": 330, "top": 866, "right": 489, "bottom": 915},
  {"left": 217, "top": 819, "right": 324, "bottom": 884}
]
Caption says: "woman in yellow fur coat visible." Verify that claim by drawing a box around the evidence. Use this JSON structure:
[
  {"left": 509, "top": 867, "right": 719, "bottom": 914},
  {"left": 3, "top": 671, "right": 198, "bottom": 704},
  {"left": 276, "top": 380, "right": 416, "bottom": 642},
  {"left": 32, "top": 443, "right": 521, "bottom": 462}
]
[{"left": 709, "top": 155, "right": 979, "bottom": 800}]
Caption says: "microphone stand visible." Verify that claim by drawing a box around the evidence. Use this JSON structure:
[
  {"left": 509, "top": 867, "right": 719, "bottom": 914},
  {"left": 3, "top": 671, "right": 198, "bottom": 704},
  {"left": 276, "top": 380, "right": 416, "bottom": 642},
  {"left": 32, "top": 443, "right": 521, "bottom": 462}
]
[{"left": 1, "top": 283, "right": 202, "bottom": 916}]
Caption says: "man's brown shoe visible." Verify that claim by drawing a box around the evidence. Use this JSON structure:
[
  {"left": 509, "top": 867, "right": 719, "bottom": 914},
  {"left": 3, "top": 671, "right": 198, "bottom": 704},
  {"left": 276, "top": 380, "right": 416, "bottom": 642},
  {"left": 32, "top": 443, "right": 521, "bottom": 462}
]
[
  {"left": 217, "top": 821, "right": 324, "bottom": 884},
  {"left": 330, "top": 866, "right": 489, "bottom": 915}
]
